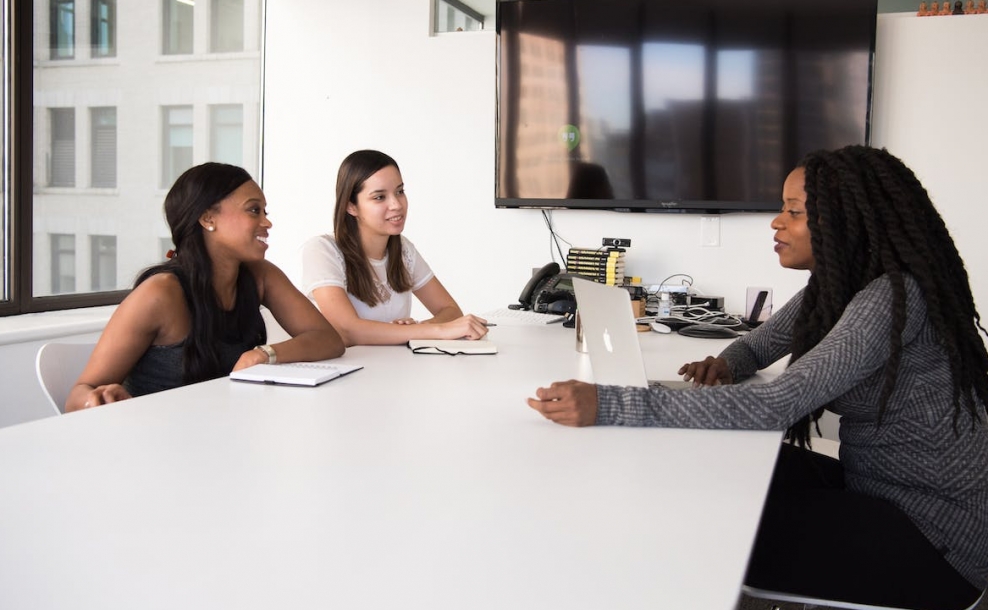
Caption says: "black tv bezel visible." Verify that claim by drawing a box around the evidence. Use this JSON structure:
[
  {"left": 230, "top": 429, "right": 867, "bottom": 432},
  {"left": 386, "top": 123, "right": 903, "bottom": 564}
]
[{"left": 493, "top": 0, "right": 877, "bottom": 215}]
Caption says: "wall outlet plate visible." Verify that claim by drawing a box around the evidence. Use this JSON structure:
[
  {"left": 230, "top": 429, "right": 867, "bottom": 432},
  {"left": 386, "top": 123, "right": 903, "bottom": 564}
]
[{"left": 602, "top": 237, "right": 631, "bottom": 247}]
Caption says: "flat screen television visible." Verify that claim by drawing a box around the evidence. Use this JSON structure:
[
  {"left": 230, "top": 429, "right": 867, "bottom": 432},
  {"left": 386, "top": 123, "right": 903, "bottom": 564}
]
[{"left": 495, "top": 0, "right": 877, "bottom": 213}]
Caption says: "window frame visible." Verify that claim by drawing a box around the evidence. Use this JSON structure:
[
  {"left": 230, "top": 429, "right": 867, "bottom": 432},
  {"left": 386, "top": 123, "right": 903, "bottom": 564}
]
[{"left": 3, "top": 0, "right": 129, "bottom": 315}]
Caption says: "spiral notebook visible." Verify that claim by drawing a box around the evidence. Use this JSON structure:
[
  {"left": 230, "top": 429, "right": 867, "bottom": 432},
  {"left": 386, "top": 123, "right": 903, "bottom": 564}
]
[{"left": 230, "top": 361, "right": 363, "bottom": 386}]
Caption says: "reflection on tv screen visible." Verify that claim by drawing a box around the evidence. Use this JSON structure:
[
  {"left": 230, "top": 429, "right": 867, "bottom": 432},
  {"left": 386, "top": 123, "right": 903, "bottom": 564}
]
[{"left": 496, "top": 0, "right": 877, "bottom": 213}]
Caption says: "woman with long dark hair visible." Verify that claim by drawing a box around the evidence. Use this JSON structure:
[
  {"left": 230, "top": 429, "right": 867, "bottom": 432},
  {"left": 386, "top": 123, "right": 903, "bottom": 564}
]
[
  {"left": 301, "top": 149, "right": 488, "bottom": 346},
  {"left": 67, "top": 163, "right": 344, "bottom": 411},
  {"left": 528, "top": 146, "right": 988, "bottom": 608}
]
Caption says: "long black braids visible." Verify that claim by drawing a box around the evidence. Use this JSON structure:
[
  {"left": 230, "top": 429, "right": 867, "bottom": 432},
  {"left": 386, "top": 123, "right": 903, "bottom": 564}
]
[{"left": 785, "top": 146, "right": 988, "bottom": 447}]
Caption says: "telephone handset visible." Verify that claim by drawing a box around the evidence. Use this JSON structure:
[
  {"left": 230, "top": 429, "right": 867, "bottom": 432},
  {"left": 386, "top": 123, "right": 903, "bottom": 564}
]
[
  {"left": 517, "top": 262, "right": 559, "bottom": 309},
  {"left": 515, "top": 262, "right": 578, "bottom": 316}
]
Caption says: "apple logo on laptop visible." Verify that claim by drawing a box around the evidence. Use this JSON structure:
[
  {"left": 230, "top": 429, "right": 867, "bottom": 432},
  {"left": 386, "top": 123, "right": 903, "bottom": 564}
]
[{"left": 603, "top": 327, "right": 614, "bottom": 352}]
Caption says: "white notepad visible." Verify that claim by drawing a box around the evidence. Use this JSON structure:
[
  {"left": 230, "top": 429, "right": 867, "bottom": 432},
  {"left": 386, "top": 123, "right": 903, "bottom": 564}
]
[
  {"left": 407, "top": 339, "right": 498, "bottom": 355},
  {"left": 230, "top": 361, "right": 363, "bottom": 386}
]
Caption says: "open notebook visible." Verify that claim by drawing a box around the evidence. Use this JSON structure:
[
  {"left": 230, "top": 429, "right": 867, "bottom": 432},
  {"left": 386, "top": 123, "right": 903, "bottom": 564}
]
[{"left": 230, "top": 361, "right": 363, "bottom": 387}]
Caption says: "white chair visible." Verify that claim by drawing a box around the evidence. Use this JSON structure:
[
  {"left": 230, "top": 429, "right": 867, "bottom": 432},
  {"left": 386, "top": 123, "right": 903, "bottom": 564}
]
[
  {"left": 742, "top": 583, "right": 985, "bottom": 610},
  {"left": 35, "top": 342, "right": 95, "bottom": 415}
]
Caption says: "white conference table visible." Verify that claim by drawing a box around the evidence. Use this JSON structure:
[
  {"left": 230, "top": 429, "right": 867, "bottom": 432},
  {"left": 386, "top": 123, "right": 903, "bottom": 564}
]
[{"left": 0, "top": 323, "right": 784, "bottom": 610}]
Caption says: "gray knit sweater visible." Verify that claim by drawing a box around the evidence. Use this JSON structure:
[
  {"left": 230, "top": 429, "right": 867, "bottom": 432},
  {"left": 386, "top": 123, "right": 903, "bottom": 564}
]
[{"left": 596, "top": 275, "right": 988, "bottom": 589}]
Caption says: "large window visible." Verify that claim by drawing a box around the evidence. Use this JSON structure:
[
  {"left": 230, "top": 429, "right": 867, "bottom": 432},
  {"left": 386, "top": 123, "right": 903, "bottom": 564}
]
[
  {"left": 90, "top": 0, "right": 115, "bottom": 57},
  {"left": 1, "top": 0, "right": 263, "bottom": 315}
]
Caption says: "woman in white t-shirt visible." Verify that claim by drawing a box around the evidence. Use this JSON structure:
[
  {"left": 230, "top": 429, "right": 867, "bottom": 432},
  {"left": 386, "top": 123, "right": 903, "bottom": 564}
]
[{"left": 301, "top": 150, "right": 488, "bottom": 346}]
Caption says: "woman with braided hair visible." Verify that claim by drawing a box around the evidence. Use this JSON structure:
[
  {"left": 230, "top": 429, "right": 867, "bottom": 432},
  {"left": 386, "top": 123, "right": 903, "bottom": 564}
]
[{"left": 528, "top": 145, "right": 988, "bottom": 608}]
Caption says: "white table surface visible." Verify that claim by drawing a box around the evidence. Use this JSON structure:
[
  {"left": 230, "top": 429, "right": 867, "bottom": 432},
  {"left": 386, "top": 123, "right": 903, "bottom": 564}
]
[{"left": 0, "top": 324, "right": 783, "bottom": 610}]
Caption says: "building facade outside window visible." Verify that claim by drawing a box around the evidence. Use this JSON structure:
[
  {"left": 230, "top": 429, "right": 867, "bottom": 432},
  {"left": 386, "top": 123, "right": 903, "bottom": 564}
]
[
  {"left": 6, "top": 0, "right": 263, "bottom": 313},
  {"left": 90, "top": 0, "right": 115, "bottom": 57},
  {"left": 90, "top": 106, "right": 116, "bottom": 188}
]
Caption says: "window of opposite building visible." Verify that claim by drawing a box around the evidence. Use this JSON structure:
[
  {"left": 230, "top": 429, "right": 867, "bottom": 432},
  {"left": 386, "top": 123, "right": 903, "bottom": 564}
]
[
  {"left": 50, "top": 0, "right": 75, "bottom": 59},
  {"left": 90, "top": 107, "right": 116, "bottom": 188},
  {"left": 0, "top": 0, "right": 263, "bottom": 315},
  {"left": 49, "top": 108, "right": 76, "bottom": 187},
  {"left": 91, "top": 0, "right": 115, "bottom": 57},
  {"left": 163, "top": 0, "right": 193, "bottom": 55},
  {"left": 211, "top": 0, "right": 243, "bottom": 53},
  {"left": 90, "top": 235, "right": 116, "bottom": 291},
  {"left": 162, "top": 105, "right": 193, "bottom": 188},
  {"left": 50, "top": 234, "right": 76, "bottom": 295},
  {"left": 210, "top": 104, "right": 242, "bottom": 166}
]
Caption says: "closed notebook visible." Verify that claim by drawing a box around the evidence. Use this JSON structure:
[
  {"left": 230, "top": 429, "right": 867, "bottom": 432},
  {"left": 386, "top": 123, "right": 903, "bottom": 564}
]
[
  {"left": 230, "top": 361, "right": 363, "bottom": 386},
  {"left": 407, "top": 339, "right": 497, "bottom": 355}
]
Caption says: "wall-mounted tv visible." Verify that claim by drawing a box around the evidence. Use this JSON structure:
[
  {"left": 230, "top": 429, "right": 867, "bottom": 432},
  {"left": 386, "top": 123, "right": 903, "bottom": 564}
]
[{"left": 495, "top": 0, "right": 877, "bottom": 214}]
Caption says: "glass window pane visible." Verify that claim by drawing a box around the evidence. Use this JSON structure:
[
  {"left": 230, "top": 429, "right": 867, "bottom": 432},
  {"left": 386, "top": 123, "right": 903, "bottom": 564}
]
[
  {"left": 49, "top": 233, "right": 76, "bottom": 295},
  {"left": 90, "top": 107, "right": 116, "bottom": 187},
  {"left": 90, "top": 234, "right": 116, "bottom": 290},
  {"left": 50, "top": 0, "right": 75, "bottom": 59},
  {"left": 210, "top": 104, "right": 242, "bottom": 165},
  {"left": 162, "top": 105, "right": 193, "bottom": 188},
  {"left": 211, "top": 0, "right": 244, "bottom": 53},
  {"left": 163, "top": 0, "right": 193, "bottom": 55},
  {"left": 30, "top": 0, "right": 262, "bottom": 302},
  {"left": 49, "top": 108, "right": 76, "bottom": 187},
  {"left": 91, "top": 0, "right": 116, "bottom": 58}
]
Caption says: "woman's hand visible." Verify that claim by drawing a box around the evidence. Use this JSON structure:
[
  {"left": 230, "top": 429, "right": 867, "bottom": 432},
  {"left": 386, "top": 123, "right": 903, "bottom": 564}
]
[
  {"left": 78, "top": 384, "right": 133, "bottom": 409},
  {"left": 232, "top": 347, "right": 272, "bottom": 371},
  {"left": 433, "top": 314, "right": 489, "bottom": 340},
  {"left": 678, "top": 356, "right": 733, "bottom": 387},
  {"left": 527, "top": 380, "right": 598, "bottom": 426},
  {"left": 392, "top": 317, "right": 418, "bottom": 325}
]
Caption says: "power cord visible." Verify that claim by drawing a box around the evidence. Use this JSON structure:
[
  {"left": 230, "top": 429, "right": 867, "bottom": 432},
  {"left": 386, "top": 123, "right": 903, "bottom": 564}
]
[{"left": 541, "top": 210, "right": 570, "bottom": 268}]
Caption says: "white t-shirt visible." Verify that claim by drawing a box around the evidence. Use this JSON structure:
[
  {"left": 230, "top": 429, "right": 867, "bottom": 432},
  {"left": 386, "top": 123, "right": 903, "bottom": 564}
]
[{"left": 301, "top": 234, "right": 435, "bottom": 323}]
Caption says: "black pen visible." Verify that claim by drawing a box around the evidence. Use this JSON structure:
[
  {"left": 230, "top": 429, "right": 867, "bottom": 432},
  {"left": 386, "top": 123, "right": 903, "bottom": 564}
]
[{"left": 484, "top": 322, "right": 497, "bottom": 327}]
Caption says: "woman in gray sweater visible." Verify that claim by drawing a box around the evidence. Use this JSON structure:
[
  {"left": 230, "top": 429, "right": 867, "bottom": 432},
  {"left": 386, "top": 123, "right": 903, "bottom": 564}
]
[{"left": 528, "top": 146, "right": 988, "bottom": 609}]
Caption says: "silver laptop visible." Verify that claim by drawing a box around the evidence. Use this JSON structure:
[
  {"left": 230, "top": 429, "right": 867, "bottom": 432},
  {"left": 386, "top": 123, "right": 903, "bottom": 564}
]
[{"left": 572, "top": 278, "right": 692, "bottom": 389}]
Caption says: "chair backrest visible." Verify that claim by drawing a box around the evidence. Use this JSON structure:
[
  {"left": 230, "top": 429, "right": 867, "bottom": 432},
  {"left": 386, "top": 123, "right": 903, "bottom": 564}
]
[{"left": 35, "top": 342, "right": 96, "bottom": 415}]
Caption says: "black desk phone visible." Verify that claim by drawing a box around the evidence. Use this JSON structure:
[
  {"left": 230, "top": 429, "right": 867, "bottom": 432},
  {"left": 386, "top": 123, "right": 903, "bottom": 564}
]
[{"left": 515, "top": 262, "right": 578, "bottom": 315}]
